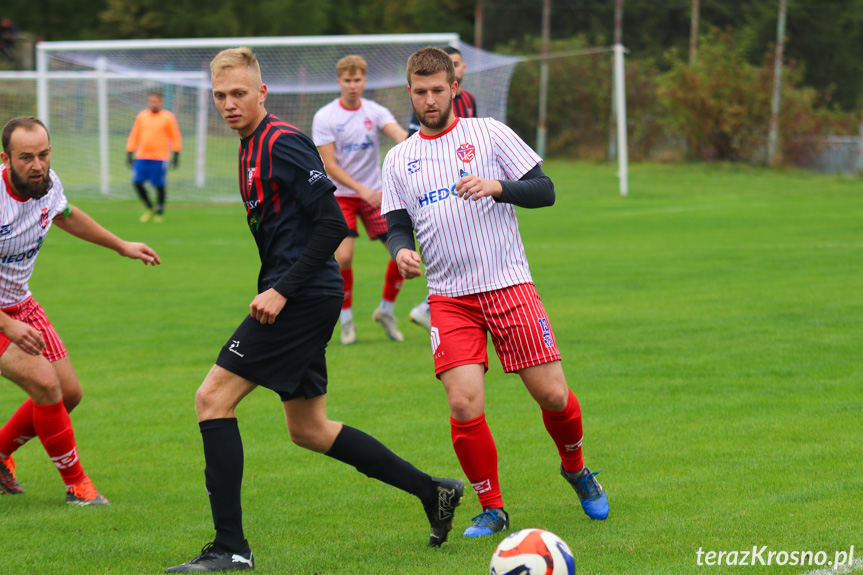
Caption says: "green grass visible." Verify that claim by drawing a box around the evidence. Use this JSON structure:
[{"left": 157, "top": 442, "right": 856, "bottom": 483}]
[{"left": 2, "top": 161, "right": 861, "bottom": 574}]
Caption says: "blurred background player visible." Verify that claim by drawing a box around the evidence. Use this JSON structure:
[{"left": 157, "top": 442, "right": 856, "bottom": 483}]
[
  {"left": 312, "top": 55, "right": 408, "bottom": 345},
  {"left": 405, "top": 46, "right": 478, "bottom": 332},
  {"left": 382, "top": 47, "right": 609, "bottom": 538},
  {"left": 0, "top": 116, "right": 161, "bottom": 504},
  {"left": 165, "top": 48, "right": 462, "bottom": 573},
  {"left": 126, "top": 91, "right": 182, "bottom": 223}
]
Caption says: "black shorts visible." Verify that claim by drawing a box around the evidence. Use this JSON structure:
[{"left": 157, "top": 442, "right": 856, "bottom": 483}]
[{"left": 215, "top": 294, "right": 341, "bottom": 401}]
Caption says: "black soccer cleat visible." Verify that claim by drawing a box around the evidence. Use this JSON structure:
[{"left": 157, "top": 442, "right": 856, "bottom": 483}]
[
  {"left": 165, "top": 542, "right": 254, "bottom": 572},
  {"left": 0, "top": 455, "right": 24, "bottom": 495},
  {"left": 423, "top": 477, "right": 464, "bottom": 547}
]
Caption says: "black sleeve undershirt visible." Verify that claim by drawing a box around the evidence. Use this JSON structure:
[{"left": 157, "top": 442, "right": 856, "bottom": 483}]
[
  {"left": 273, "top": 192, "right": 349, "bottom": 298},
  {"left": 385, "top": 209, "right": 416, "bottom": 262},
  {"left": 496, "top": 163, "right": 555, "bottom": 208}
]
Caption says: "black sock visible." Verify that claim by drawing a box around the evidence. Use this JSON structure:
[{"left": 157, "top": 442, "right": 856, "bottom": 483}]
[
  {"left": 325, "top": 425, "right": 435, "bottom": 502},
  {"left": 156, "top": 187, "right": 166, "bottom": 213},
  {"left": 200, "top": 418, "right": 249, "bottom": 554},
  {"left": 134, "top": 183, "right": 152, "bottom": 209}
]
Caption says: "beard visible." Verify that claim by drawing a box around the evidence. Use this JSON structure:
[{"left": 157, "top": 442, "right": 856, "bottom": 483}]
[
  {"left": 8, "top": 163, "right": 52, "bottom": 199},
  {"left": 414, "top": 96, "right": 454, "bottom": 131}
]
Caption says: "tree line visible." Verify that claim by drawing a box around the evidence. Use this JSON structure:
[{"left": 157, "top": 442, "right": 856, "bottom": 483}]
[
  {"left": 2, "top": 0, "right": 861, "bottom": 163},
  {"left": 3, "top": 0, "right": 860, "bottom": 113}
]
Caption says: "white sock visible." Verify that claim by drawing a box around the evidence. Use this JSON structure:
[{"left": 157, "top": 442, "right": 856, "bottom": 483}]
[
  {"left": 340, "top": 308, "right": 353, "bottom": 324},
  {"left": 378, "top": 299, "right": 395, "bottom": 316}
]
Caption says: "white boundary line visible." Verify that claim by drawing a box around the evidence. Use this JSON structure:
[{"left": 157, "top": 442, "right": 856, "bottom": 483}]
[{"left": 800, "top": 557, "right": 863, "bottom": 575}]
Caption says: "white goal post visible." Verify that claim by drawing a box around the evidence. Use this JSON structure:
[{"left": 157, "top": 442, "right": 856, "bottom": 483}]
[{"left": 27, "top": 34, "right": 521, "bottom": 201}]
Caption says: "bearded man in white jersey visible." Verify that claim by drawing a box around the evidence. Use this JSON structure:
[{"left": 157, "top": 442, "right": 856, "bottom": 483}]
[
  {"left": 312, "top": 55, "right": 408, "bottom": 345},
  {"left": 381, "top": 48, "right": 610, "bottom": 538},
  {"left": 0, "top": 116, "right": 160, "bottom": 504}
]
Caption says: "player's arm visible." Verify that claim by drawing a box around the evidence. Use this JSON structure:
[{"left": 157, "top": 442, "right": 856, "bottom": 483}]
[
  {"left": 251, "top": 193, "right": 349, "bottom": 324},
  {"left": 384, "top": 209, "right": 422, "bottom": 279},
  {"left": 456, "top": 163, "right": 555, "bottom": 208},
  {"left": 273, "top": 192, "right": 348, "bottom": 297},
  {"left": 126, "top": 116, "right": 141, "bottom": 167},
  {"left": 169, "top": 114, "right": 182, "bottom": 168},
  {"left": 53, "top": 205, "right": 161, "bottom": 266},
  {"left": 0, "top": 310, "right": 44, "bottom": 355},
  {"left": 381, "top": 122, "right": 408, "bottom": 145},
  {"left": 316, "top": 142, "right": 381, "bottom": 208}
]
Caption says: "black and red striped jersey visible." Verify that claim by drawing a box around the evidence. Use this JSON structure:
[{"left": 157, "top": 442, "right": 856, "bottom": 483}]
[
  {"left": 408, "top": 89, "right": 478, "bottom": 136},
  {"left": 238, "top": 114, "right": 343, "bottom": 297}
]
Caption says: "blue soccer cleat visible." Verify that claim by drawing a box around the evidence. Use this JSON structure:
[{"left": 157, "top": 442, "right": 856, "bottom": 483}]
[
  {"left": 561, "top": 465, "right": 609, "bottom": 520},
  {"left": 463, "top": 506, "right": 509, "bottom": 537}
]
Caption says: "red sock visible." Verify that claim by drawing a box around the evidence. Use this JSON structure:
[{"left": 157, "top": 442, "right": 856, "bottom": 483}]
[
  {"left": 32, "top": 401, "right": 86, "bottom": 487},
  {"left": 340, "top": 268, "right": 353, "bottom": 310},
  {"left": 541, "top": 389, "right": 584, "bottom": 473},
  {"left": 381, "top": 259, "right": 403, "bottom": 303},
  {"left": 451, "top": 414, "right": 503, "bottom": 509},
  {"left": 0, "top": 398, "right": 37, "bottom": 457}
]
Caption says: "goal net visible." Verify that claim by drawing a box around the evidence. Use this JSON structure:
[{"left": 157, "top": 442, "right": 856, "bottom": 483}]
[{"left": 0, "top": 34, "right": 520, "bottom": 202}]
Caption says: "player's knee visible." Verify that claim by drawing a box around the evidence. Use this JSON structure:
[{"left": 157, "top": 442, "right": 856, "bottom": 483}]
[
  {"left": 287, "top": 427, "right": 322, "bottom": 452},
  {"left": 541, "top": 386, "right": 570, "bottom": 411},
  {"left": 63, "top": 388, "right": 83, "bottom": 412},
  {"left": 448, "top": 394, "right": 483, "bottom": 421},
  {"left": 26, "top": 373, "right": 62, "bottom": 405},
  {"left": 194, "top": 386, "right": 224, "bottom": 420}
]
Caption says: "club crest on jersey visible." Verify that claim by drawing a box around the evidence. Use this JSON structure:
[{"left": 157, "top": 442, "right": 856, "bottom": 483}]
[
  {"left": 39, "top": 207, "right": 50, "bottom": 229},
  {"left": 246, "top": 167, "right": 257, "bottom": 187},
  {"left": 0, "top": 223, "right": 12, "bottom": 238},
  {"left": 364, "top": 117, "right": 373, "bottom": 131},
  {"left": 456, "top": 142, "right": 475, "bottom": 163},
  {"left": 407, "top": 159, "right": 421, "bottom": 174}
]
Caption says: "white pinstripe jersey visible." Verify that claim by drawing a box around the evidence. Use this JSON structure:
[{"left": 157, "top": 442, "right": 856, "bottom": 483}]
[
  {"left": 381, "top": 117, "right": 542, "bottom": 297},
  {"left": 0, "top": 165, "right": 68, "bottom": 308},
  {"left": 311, "top": 97, "right": 397, "bottom": 198}
]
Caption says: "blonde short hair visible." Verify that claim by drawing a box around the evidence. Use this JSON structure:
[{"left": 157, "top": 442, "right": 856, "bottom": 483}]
[
  {"left": 210, "top": 47, "right": 263, "bottom": 87},
  {"left": 336, "top": 55, "right": 368, "bottom": 78},
  {"left": 406, "top": 47, "right": 455, "bottom": 87}
]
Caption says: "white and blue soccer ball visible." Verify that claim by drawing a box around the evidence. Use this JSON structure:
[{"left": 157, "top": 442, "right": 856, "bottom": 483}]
[{"left": 489, "top": 528, "right": 576, "bottom": 575}]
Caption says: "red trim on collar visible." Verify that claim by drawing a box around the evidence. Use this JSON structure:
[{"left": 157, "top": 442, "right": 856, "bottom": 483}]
[
  {"left": 339, "top": 99, "right": 361, "bottom": 111},
  {"left": 419, "top": 116, "right": 460, "bottom": 140}
]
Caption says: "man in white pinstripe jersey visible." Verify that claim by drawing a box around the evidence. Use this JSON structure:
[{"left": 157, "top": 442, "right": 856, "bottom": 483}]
[
  {"left": 312, "top": 55, "right": 408, "bottom": 346},
  {"left": 0, "top": 117, "right": 160, "bottom": 505},
  {"left": 382, "top": 48, "right": 610, "bottom": 538}
]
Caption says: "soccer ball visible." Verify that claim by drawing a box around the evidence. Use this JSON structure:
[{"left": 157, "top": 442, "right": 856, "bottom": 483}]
[{"left": 489, "top": 528, "right": 576, "bottom": 575}]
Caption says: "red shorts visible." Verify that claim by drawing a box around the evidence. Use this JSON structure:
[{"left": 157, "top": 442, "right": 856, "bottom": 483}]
[
  {"left": 428, "top": 283, "right": 562, "bottom": 377},
  {"left": 336, "top": 196, "right": 388, "bottom": 240},
  {"left": 0, "top": 296, "right": 68, "bottom": 362}
]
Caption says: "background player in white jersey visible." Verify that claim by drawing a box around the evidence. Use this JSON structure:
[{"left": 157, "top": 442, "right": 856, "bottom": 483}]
[
  {"left": 0, "top": 116, "right": 160, "bottom": 504},
  {"left": 381, "top": 48, "right": 610, "bottom": 538},
  {"left": 312, "top": 55, "right": 408, "bottom": 345}
]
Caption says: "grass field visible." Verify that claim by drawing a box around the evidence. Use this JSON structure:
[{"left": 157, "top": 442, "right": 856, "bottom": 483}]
[{"left": 2, "top": 161, "right": 861, "bottom": 574}]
